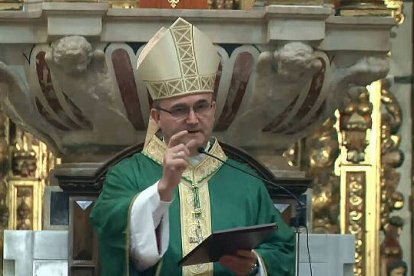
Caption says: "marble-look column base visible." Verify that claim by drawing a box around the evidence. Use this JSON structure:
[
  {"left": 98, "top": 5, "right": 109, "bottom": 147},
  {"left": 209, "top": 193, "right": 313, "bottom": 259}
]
[{"left": 3, "top": 230, "right": 68, "bottom": 276}]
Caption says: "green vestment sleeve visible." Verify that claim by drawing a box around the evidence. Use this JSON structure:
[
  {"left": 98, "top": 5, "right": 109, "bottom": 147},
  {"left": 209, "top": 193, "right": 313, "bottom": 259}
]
[
  {"left": 254, "top": 183, "right": 296, "bottom": 275},
  {"left": 90, "top": 154, "right": 161, "bottom": 276}
]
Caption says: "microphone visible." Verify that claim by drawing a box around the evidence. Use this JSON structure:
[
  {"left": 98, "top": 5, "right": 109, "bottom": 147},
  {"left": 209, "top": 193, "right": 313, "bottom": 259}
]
[
  {"left": 197, "top": 147, "right": 306, "bottom": 215},
  {"left": 198, "top": 146, "right": 314, "bottom": 276}
]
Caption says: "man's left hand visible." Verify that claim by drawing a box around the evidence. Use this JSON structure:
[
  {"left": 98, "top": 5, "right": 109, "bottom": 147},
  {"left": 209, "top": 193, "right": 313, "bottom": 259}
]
[{"left": 219, "top": 250, "right": 258, "bottom": 275}]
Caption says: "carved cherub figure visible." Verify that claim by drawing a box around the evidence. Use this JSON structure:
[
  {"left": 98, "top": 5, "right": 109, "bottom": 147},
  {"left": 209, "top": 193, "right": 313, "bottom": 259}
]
[
  {"left": 45, "top": 36, "right": 137, "bottom": 149},
  {"left": 225, "top": 42, "right": 325, "bottom": 149},
  {"left": 273, "top": 42, "right": 322, "bottom": 82},
  {"left": 47, "top": 36, "right": 107, "bottom": 75}
]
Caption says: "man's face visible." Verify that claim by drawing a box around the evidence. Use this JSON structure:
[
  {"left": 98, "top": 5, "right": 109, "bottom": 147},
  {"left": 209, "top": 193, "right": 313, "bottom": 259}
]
[{"left": 151, "top": 93, "right": 216, "bottom": 155}]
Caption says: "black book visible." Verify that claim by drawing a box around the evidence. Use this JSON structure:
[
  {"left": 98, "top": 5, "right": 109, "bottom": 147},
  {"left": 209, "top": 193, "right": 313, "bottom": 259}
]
[{"left": 178, "top": 223, "right": 277, "bottom": 266}]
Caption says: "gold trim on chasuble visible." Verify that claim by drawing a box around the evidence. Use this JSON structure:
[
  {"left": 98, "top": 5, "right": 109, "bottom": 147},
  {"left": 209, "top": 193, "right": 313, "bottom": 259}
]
[{"left": 142, "top": 136, "right": 227, "bottom": 275}]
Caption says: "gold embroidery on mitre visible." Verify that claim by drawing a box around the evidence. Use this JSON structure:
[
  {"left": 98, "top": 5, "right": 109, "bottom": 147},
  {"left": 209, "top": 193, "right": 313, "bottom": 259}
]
[
  {"left": 137, "top": 17, "right": 220, "bottom": 100},
  {"left": 170, "top": 23, "right": 197, "bottom": 77},
  {"left": 147, "top": 74, "right": 216, "bottom": 100}
]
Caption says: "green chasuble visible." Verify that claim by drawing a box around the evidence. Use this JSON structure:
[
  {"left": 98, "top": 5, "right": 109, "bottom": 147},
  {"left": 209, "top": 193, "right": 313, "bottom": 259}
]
[{"left": 90, "top": 137, "right": 295, "bottom": 276}]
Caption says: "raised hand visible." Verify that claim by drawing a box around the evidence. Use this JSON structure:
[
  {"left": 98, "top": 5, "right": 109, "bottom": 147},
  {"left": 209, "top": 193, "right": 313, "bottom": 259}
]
[{"left": 158, "top": 130, "right": 197, "bottom": 201}]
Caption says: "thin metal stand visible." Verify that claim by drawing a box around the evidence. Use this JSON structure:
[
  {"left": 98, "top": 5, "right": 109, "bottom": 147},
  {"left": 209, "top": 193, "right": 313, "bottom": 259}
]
[{"left": 295, "top": 227, "right": 301, "bottom": 276}]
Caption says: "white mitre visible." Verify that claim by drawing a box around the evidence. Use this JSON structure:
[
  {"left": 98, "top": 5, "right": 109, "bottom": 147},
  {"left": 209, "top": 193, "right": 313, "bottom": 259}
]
[
  {"left": 137, "top": 17, "right": 220, "bottom": 100},
  {"left": 137, "top": 17, "right": 220, "bottom": 146}
]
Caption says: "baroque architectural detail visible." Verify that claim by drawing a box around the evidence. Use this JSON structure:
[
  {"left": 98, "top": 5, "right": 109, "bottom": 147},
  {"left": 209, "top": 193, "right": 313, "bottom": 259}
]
[
  {"left": 226, "top": 42, "right": 326, "bottom": 149},
  {"left": 0, "top": 5, "right": 396, "bottom": 276},
  {"left": 379, "top": 79, "right": 405, "bottom": 274},
  {"left": 304, "top": 117, "right": 340, "bottom": 233},
  {"left": 303, "top": 79, "right": 404, "bottom": 276},
  {"left": 0, "top": 33, "right": 390, "bottom": 162},
  {"left": 224, "top": 42, "right": 389, "bottom": 152},
  {"left": 12, "top": 130, "right": 37, "bottom": 177},
  {"left": 7, "top": 126, "right": 58, "bottom": 229},
  {"left": 384, "top": 0, "right": 404, "bottom": 24},
  {"left": 16, "top": 188, "right": 32, "bottom": 230},
  {"left": 0, "top": 121, "right": 58, "bottom": 271},
  {"left": 339, "top": 87, "right": 373, "bottom": 163},
  {"left": 44, "top": 36, "right": 137, "bottom": 152},
  {"left": 0, "top": 37, "right": 139, "bottom": 160},
  {"left": 345, "top": 172, "right": 366, "bottom": 276},
  {"left": 380, "top": 216, "right": 404, "bottom": 273},
  {"left": 339, "top": 82, "right": 382, "bottom": 276},
  {"left": 0, "top": 4, "right": 400, "bottom": 276}
]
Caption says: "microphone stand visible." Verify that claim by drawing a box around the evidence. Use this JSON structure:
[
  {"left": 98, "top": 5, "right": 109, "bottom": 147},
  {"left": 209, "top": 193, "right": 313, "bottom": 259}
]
[
  {"left": 294, "top": 204, "right": 304, "bottom": 276},
  {"left": 295, "top": 228, "right": 300, "bottom": 276},
  {"left": 197, "top": 147, "right": 310, "bottom": 276}
]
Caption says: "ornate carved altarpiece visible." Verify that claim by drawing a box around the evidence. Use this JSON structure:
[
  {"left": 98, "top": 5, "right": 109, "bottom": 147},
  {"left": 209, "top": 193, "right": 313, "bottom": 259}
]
[{"left": 0, "top": 0, "right": 407, "bottom": 275}]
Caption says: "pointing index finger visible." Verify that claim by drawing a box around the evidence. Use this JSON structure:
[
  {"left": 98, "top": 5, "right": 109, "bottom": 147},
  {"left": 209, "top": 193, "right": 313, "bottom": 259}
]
[{"left": 168, "top": 130, "right": 188, "bottom": 148}]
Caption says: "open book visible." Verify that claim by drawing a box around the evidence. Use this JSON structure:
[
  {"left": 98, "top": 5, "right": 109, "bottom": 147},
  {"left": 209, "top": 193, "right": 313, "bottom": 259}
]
[{"left": 178, "top": 223, "right": 277, "bottom": 266}]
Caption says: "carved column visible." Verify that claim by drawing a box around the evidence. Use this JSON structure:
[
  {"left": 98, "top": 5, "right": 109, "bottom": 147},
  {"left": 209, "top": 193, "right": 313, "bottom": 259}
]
[
  {"left": 301, "top": 117, "right": 340, "bottom": 234},
  {"left": 303, "top": 79, "right": 405, "bottom": 275},
  {"left": 0, "top": 120, "right": 58, "bottom": 273},
  {"left": 379, "top": 80, "right": 405, "bottom": 275},
  {"left": 338, "top": 82, "right": 381, "bottom": 276}
]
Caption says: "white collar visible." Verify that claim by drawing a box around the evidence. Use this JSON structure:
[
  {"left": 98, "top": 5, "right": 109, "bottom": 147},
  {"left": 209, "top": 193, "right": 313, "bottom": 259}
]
[{"left": 188, "top": 141, "right": 211, "bottom": 166}]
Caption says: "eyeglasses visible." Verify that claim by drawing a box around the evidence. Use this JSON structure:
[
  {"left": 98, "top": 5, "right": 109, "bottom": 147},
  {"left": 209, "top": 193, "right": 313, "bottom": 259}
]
[{"left": 155, "top": 101, "right": 213, "bottom": 119}]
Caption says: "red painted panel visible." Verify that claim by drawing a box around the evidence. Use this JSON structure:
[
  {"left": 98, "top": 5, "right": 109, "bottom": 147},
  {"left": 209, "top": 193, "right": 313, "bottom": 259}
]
[
  {"left": 112, "top": 49, "right": 146, "bottom": 130},
  {"left": 35, "top": 52, "right": 88, "bottom": 130},
  {"left": 264, "top": 57, "right": 327, "bottom": 134},
  {"left": 215, "top": 52, "right": 254, "bottom": 131}
]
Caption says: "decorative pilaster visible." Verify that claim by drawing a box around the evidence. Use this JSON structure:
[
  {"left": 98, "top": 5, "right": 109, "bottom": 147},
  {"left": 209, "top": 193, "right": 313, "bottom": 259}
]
[
  {"left": 303, "top": 78, "right": 406, "bottom": 276},
  {"left": 0, "top": 118, "right": 58, "bottom": 272},
  {"left": 379, "top": 79, "right": 405, "bottom": 275},
  {"left": 338, "top": 81, "right": 383, "bottom": 276},
  {"left": 7, "top": 127, "right": 58, "bottom": 231},
  {"left": 302, "top": 117, "right": 340, "bottom": 234}
]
